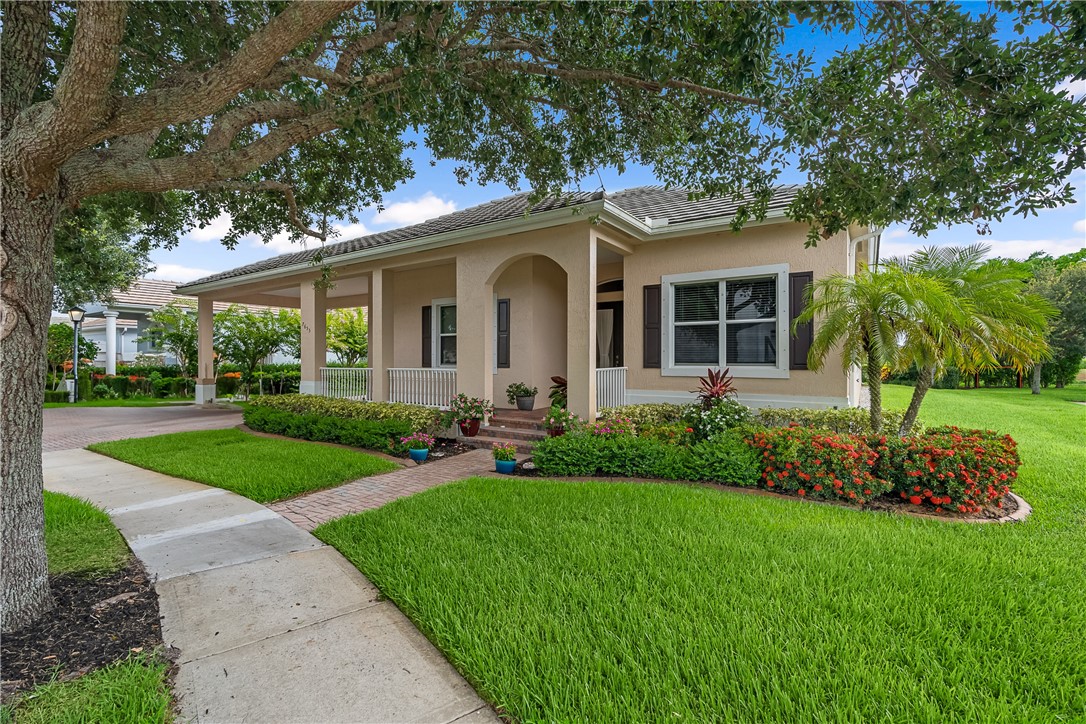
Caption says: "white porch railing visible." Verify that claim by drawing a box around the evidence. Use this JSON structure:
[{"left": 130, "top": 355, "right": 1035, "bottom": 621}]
[
  {"left": 596, "top": 367, "right": 627, "bottom": 410},
  {"left": 321, "top": 367, "right": 371, "bottom": 400},
  {"left": 389, "top": 368, "right": 457, "bottom": 408}
]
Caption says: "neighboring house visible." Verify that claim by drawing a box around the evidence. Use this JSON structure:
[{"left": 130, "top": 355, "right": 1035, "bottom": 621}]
[
  {"left": 176, "top": 185, "right": 881, "bottom": 416},
  {"left": 78, "top": 278, "right": 295, "bottom": 373}
]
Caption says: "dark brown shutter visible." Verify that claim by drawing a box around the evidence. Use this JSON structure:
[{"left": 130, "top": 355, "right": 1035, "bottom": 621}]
[
  {"left": 643, "top": 284, "right": 661, "bottom": 368},
  {"left": 789, "top": 271, "right": 814, "bottom": 370},
  {"left": 421, "top": 306, "right": 432, "bottom": 368},
  {"left": 497, "top": 298, "right": 511, "bottom": 368}
]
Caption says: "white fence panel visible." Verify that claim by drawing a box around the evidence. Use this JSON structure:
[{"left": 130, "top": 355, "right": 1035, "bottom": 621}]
[
  {"left": 596, "top": 367, "right": 627, "bottom": 411},
  {"left": 388, "top": 368, "right": 457, "bottom": 408},
  {"left": 320, "top": 367, "right": 371, "bottom": 400}
]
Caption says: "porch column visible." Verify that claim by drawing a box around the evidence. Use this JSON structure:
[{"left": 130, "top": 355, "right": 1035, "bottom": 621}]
[
  {"left": 299, "top": 281, "right": 327, "bottom": 395},
  {"left": 195, "top": 296, "right": 216, "bottom": 404},
  {"left": 103, "top": 310, "right": 118, "bottom": 375},
  {"left": 566, "top": 237, "right": 598, "bottom": 419},
  {"left": 456, "top": 257, "right": 493, "bottom": 406},
  {"left": 368, "top": 269, "right": 393, "bottom": 401}
]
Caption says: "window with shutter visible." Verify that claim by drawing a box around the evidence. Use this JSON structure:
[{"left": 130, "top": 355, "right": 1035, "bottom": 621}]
[
  {"left": 789, "top": 271, "right": 814, "bottom": 370},
  {"left": 497, "top": 298, "right": 510, "bottom": 368},
  {"left": 421, "top": 306, "right": 432, "bottom": 368},
  {"left": 643, "top": 284, "right": 661, "bottom": 368}
]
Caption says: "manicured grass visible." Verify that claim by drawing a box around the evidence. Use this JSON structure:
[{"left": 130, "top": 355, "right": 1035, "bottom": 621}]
[
  {"left": 89, "top": 428, "right": 398, "bottom": 503},
  {"left": 2, "top": 654, "right": 172, "bottom": 724},
  {"left": 316, "top": 386, "right": 1086, "bottom": 722},
  {"left": 44, "top": 398, "right": 190, "bottom": 408},
  {"left": 43, "top": 491, "right": 129, "bottom": 576}
]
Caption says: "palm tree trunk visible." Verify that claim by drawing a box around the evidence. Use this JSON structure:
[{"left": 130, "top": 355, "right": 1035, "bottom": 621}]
[
  {"left": 1031, "top": 364, "right": 1041, "bottom": 395},
  {"left": 899, "top": 365, "right": 934, "bottom": 435},
  {"left": 866, "top": 355, "right": 883, "bottom": 433}
]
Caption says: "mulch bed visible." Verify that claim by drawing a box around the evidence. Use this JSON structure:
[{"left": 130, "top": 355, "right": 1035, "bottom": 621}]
[
  {"left": 1, "top": 558, "right": 167, "bottom": 698},
  {"left": 410, "top": 437, "right": 474, "bottom": 464},
  {"left": 509, "top": 458, "right": 1019, "bottom": 522}
]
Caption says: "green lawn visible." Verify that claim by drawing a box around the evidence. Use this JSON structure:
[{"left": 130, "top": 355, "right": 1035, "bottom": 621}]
[
  {"left": 89, "top": 428, "right": 399, "bottom": 503},
  {"left": 315, "top": 386, "right": 1086, "bottom": 722},
  {"left": 43, "top": 491, "right": 129, "bottom": 576},
  {"left": 1, "top": 495, "right": 171, "bottom": 724}
]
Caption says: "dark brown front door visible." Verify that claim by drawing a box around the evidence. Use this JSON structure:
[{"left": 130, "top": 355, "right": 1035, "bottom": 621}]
[{"left": 596, "top": 301, "right": 624, "bottom": 368}]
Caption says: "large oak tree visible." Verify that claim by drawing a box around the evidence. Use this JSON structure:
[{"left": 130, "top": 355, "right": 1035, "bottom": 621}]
[{"left": 1, "top": 1, "right": 1083, "bottom": 630}]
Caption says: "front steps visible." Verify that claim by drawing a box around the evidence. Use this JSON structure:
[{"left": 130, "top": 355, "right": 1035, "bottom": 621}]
[{"left": 458, "top": 408, "right": 549, "bottom": 454}]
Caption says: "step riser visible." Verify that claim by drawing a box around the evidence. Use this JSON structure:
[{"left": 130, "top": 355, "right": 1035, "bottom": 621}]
[
  {"left": 459, "top": 436, "right": 535, "bottom": 454},
  {"left": 481, "top": 428, "right": 547, "bottom": 442},
  {"left": 488, "top": 417, "right": 545, "bottom": 431}
]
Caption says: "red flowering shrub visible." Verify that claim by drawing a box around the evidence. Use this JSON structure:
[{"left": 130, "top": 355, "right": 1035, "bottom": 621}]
[
  {"left": 871, "top": 426, "right": 1019, "bottom": 514},
  {"left": 747, "top": 426, "right": 891, "bottom": 505}
]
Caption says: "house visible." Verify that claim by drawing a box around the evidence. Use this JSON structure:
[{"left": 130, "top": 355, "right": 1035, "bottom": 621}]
[
  {"left": 175, "top": 186, "right": 882, "bottom": 417},
  {"left": 76, "top": 278, "right": 295, "bottom": 374}
]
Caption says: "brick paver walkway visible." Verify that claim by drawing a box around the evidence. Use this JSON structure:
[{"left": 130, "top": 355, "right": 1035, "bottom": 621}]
[
  {"left": 42, "top": 405, "right": 242, "bottom": 451},
  {"left": 270, "top": 448, "right": 499, "bottom": 530}
]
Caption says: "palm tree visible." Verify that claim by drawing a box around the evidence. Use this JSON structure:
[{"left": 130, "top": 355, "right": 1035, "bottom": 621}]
[
  {"left": 795, "top": 264, "right": 945, "bottom": 433},
  {"left": 886, "top": 245, "right": 1053, "bottom": 434}
]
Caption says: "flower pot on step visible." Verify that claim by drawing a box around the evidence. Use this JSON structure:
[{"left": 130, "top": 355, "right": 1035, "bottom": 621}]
[
  {"left": 408, "top": 448, "right": 429, "bottom": 462},
  {"left": 515, "top": 395, "right": 535, "bottom": 411},
  {"left": 459, "top": 419, "right": 482, "bottom": 437},
  {"left": 547, "top": 427, "right": 565, "bottom": 437},
  {"left": 495, "top": 459, "right": 516, "bottom": 474}
]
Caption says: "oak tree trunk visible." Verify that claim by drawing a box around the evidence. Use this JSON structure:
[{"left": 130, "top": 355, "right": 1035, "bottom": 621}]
[
  {"left": 1031, "top": 364, "right": 1041, "bottom": 395},
  {"left": 1, "top": 179, "right": 62, "bottom": 632},
  {"left": 899, "top": 365, "right": 934, "bottom": 436}
]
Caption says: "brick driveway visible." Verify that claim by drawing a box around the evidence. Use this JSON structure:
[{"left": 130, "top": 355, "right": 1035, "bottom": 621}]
[{"left": 42, "top": 404, "right": 243, "bottom": 451}]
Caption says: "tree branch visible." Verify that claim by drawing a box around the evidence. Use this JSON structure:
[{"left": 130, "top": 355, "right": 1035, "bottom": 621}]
[
  {"left": 334, "top": 13, "right": 417, "bottom": 75},
  {"left": 0, "top": 0, "right": 51, "bottom": 138},
  {"left": 201, "top": 99, "right": 306, "bottom": 154},
  {"left": 199, "top": 180, "right": 327, "bottom": 240}
]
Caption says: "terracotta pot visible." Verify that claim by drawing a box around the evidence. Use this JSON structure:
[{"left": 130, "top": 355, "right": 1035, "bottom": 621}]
[
  {"left": 515, "top": 396, "right": 535, "bottom": 411},
  {"left": 547, "top": 427, "right": 565, "bottom": 438},
  {"left": 459, "top": 418, "right": 482, "bottom": 437}
]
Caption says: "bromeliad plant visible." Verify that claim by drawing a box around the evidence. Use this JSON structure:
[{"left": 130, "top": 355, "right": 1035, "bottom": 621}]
[
  {"left": 694, "top": 368, "right": 738, "bottom": 409},
  {"left": 492, "top": 441, "right": 517, "bottom": 462},
  {"left": 400, "top": 433, "right": 435, "bottom": 451}
]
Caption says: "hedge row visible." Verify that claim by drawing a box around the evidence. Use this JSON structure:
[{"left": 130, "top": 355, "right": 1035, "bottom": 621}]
[
  {"left": 600, "top": 402, "right": 912, "bottom": 436},
  {"left": 248, "top": 394, "right": 442, "bottom": 434},
  {"left": 243, "top": 406, "right": 410, "bottom": 451}
]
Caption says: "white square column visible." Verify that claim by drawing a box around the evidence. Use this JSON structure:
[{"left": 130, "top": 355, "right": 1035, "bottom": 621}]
[
  {"left": 299, "top": 282, "right": 327, "bottom": 395},
  {"left": 195, "top": 296, "right": 216, "bottom": 404},
  {"left": 566, "top": 237, "right": 598, "bottom": 420},
  {"left": 103, "top": 310, "right": 119, "bottom": 375},
  {"left": 368, "top": 269, "right": 393, "bottom": 402}
]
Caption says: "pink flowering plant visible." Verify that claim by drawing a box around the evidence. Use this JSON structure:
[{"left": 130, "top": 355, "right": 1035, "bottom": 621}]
[
  {"left": 445, "top": 393, "right": 494, "bottom": 423},
  {"left": 400, "top": 432, "right": 435, "bottom": 451},
  {"left": 492, "top": 441, "right": 517, "bottom": 462},
  {"left": 542, "top": 405, "right": 581, "bottom": 431},
  {"left": 589, "top": 416, "right": 636, "bottom": 436}
]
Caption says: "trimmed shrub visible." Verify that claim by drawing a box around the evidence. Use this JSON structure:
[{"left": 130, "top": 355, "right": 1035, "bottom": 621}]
[
  {"left": 533, "top": 431, "right": 760, "bottom": 485},
  {"left": 756, "top": 407, "right": 912, "bottom": 435},
  {"left": 244, "top": 406, "right": 411, "bottom": 451},
  {"left": 748, "top": 427, "right": 891, "bottom": 504},
  {"left": 249, "top": 394, "right": 442, "bottom": 434},
  {"left": 44, "top": 390, "right": 68, "bottom": 403},
  {"left": 598, "top": 403, "right": 687, "bottom": 428},
  {"left": 872, "top": 426, "right": 1019, "bottom": 514},
  {"left": 639, "top": 423, "right": 696, "bottom": 446}
]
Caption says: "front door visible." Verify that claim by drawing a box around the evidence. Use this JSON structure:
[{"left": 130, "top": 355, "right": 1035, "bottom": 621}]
[{"left": 596, "top": 301, "right": 624, "bottom": 368}]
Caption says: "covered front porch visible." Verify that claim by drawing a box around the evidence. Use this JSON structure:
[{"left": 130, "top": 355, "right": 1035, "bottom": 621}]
[{"left": 189, "top": 222, "right": 631, "bottom": 419}]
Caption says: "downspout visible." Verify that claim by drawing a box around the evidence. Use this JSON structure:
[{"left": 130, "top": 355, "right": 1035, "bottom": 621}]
[{"left": 843, "top": 227, "right": 883, "bottom": 408}]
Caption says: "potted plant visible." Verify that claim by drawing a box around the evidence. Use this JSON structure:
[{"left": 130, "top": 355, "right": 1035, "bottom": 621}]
[
  {"left": 542, "top": 404, "right": 580, "bottom": 437},
  {"left": 446, "top": 393, "right": 494, "bottom": 437},
  {"left": 401, "top": 432, "right": 435, "bottom": 463},
  {"left": 506, "top": 382, "right": 539, "bottom": 411},
  {"left": 492, "top": 441, "right": 517, "bottom": 474}
]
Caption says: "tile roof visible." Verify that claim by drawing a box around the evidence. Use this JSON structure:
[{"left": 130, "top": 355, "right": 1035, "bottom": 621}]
[
  {"left": 177, "top": 185, "right": 802, "bottom": 291},
  {"left": 101, "top": 278, "right": 281, "bottom": 312}
]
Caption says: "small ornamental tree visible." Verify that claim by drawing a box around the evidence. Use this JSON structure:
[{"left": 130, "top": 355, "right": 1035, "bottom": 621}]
[
  {"left": 45, "top": 324, "right": 99, "bottom": 386},
  {"left": 140, "top": 300, "right": 200, "bottom": 377},
  {"left": 214, "top": 305, "right": 292, "bottom": 396},
  {"left": 327, "top": 308, "right": 368, "bottom": 367},
  {"left": 3, "top": 0, "right": 1084, "bottom": 632}
]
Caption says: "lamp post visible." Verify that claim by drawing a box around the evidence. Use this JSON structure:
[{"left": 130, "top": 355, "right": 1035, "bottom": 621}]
[{"left": 68, "top": 306, "right": 85, "bottom": 403}]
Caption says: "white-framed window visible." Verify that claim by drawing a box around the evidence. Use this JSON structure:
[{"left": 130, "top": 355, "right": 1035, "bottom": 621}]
[
  {"left": 661, "top": 264, "right": 790, "bottom": 378},
  {"left": 432, "top": 298, "right": 457, "bottom": 367}
]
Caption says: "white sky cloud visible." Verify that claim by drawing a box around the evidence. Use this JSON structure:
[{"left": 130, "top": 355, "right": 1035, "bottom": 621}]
[
  {"left": 1074, "top": 218, "right": 1086, "bottom": 234},
  {"left": 148, "top": 263, "right": 216, "bottom": 283},
  {"left": 882, "top": 227, "right": 909, "bottom": 240},
  {"left": 185, "top": 213, "right": 233, "bottom": 243},
  {"left": 881, "top": 235, "right": 1084, "bottom": 263},
  {"left": 1055, "top": 76, "right": 1086, "bottom": 99},
  {"left": 371, "top": 192, "right": 456, "bottom": 227}
]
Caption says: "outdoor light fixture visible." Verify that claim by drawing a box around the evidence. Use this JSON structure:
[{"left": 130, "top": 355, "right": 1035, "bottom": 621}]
[{"left": 67, "top": 306, "right": 85, "bottom": 402}]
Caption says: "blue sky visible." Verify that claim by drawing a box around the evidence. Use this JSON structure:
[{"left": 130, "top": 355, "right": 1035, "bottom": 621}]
[{"left": 149, "top": 15, "right": 1086, "bottom": 283}]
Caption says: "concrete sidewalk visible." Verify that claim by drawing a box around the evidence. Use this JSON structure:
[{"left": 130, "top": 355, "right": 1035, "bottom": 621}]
[{"left": 44, "top": 449, "right": 496, "bottom": 724}]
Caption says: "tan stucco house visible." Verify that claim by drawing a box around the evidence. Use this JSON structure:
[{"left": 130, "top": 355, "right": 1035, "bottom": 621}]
[{"left": 175, "top": 186, "right": 881, "bottom": 418}]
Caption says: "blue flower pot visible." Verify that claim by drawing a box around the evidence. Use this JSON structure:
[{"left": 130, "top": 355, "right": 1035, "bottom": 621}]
[
  {"left": 409, "top": 448, "right": 429, "bottom": 463},
  {"left": 495, "top": 459, "right": 516, "bottom": 474}
]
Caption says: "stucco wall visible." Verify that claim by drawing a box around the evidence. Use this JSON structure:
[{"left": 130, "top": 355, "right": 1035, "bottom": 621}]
[
  {"left": 390, "top": 263, "right": 456, "bottom": 367},
  {"left": 622, "top": 222, "right": 852, "bottom": 405}
]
